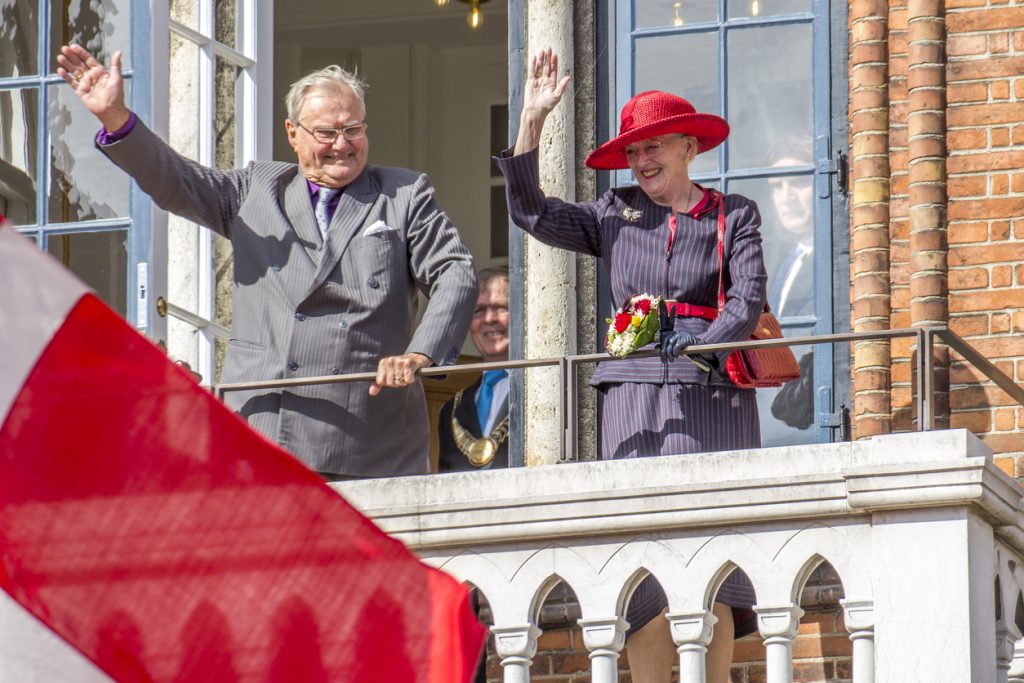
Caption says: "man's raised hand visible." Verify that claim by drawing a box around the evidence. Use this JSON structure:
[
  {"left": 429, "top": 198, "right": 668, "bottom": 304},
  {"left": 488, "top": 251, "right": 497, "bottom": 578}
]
[{"left": 56, "top": 45, "right": 131, "bottom": 131}]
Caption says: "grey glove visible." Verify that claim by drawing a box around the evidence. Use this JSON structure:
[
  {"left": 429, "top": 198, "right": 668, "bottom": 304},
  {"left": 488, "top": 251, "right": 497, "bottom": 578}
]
[
  {"left": 659, "top": 330, "right": 715, "bottom": 372},
  {"left": 659, "top": 330, "right": 698, "bottom": 362}
]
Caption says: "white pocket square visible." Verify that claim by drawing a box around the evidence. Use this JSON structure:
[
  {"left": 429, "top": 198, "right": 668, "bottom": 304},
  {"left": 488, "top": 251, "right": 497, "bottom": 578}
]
[{"left": 363, "top": 220, "right": 395, "bottom": 236}]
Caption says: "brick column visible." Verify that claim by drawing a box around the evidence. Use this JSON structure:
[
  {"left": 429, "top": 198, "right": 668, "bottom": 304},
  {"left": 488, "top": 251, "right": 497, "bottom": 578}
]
[
  {"left": 907, "top": 0, "right": 950, "bottom": 428},
  {"left": 850, "top": 0, "right": 892, "bottom": 439}
]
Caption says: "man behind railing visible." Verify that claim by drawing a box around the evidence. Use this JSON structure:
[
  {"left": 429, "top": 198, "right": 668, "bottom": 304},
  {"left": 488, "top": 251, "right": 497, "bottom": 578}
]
[
  {"left": 56, "top": 44, "right": 478, "bottom": 482},
  {"left": 438, "top": 266, "right": 510, "bottom": 472}
]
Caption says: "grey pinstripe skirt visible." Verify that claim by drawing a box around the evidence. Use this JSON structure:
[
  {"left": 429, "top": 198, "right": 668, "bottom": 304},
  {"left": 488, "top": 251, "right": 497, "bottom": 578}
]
[{"left": 598, "top": 381, "right": 760, "bottom": 638}]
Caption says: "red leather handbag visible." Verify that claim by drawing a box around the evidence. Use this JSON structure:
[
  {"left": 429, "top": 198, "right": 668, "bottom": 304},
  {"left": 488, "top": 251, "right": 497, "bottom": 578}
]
[{"left": 712, "top": 192, "right": 800, "bottom": 389}]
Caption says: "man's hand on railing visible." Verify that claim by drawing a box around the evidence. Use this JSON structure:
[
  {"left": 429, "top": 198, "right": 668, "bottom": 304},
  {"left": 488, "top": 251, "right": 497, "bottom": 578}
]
[{"left": 369, "top": 352, "right": 433, "bottom": 396}]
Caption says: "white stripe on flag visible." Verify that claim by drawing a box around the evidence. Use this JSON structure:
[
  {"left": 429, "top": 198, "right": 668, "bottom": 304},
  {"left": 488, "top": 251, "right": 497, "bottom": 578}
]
[
  {"left": 0, "top": 593, "right": 112, "bottom": 682},
  {"left": 0, "top": 226, "right": 89, "bottom": 426}
]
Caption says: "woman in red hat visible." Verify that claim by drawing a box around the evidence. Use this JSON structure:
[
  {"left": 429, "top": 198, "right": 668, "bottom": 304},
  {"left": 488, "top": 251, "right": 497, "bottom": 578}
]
[{"left": 495, "top": 49, "right": 768, "bottom": 682}]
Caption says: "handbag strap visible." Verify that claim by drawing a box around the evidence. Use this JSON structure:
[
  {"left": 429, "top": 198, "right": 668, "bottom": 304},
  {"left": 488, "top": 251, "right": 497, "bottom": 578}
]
[
  {"left": 714, "top": 191, "right": 727, "bottom": 314},
  {"left": 713, "top": 190, "right": 771, "bottom": 317}
]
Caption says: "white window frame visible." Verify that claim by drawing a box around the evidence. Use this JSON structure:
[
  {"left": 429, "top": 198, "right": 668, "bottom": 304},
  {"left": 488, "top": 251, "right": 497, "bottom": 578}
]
[{"left": 147, "top": 0, "right": 273, "bottom": 383}]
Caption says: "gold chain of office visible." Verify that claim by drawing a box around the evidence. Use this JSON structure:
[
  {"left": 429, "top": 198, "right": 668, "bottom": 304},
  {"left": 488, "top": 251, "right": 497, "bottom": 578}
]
[{"left": 451, "top": 389, "right": 510, "bottom": 467}]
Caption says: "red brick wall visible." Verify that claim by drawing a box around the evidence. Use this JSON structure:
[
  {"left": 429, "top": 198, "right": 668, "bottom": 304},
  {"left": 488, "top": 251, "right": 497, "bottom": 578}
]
[
  {"left": 850, "top": 0, "right": 1024, "bottom": 471},
  {"left": 945, "top": 0, "right": 1024, "bottom": 471}
]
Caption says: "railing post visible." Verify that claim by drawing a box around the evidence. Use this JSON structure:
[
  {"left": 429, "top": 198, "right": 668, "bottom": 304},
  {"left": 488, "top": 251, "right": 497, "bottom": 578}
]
[
  {"left": 579, "top": 617, "right": 627, "bottom": 683},
  {"left": 755, "top": 605, "right": 803, "bottom": 683},
  {"left": 841, "top": 599, "right": 875, "bottom": 683},
  {"left": 492, "top": 624, "right": 541, "bottom": 683},
  {"left": 914, "top": 327, "right": 928, "bottom": 431},
  {"left": 558, "top": 356, "right": 568, "bottom": 462},
  {"left": 668, "top": 610, "right": 717, "bottom": 683},
  {"left": 921, "top": 327, "right": 935, "bottom": 431},
  {"left": 562, "top": 356, "right": 578, "bottom": 462}
]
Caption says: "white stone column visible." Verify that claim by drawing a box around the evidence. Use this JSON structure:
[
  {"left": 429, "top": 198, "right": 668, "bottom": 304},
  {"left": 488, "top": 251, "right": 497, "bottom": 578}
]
[
  {"left": 856, "top": 507, "right": 997, "bottom": 681},
  {"left": 522, "top": 0, "right": 577, "bottom": 466},
  {"left": 841, "top": 599, "right": 875, "bottom": 683},
  {"left": 755, "top": 605, "right": 803, "bottom": 683},
  {"left": 668, "top": 610, "right": 717, "bottom": 683},
  {"left": 492, "top": 624, "right": 541, "bottom": 683},
  {"left": 1007, "top": 639, "right": 1024, "bottom": 683},
  {"left": 996, "top": 624, "right": 1022, "bottom": 683},
  {"left": 579, "top": 617, "right": 627, "bottom": 683}
]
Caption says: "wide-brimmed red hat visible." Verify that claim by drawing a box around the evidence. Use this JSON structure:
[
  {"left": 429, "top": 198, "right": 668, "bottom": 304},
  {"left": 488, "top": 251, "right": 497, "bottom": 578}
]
[{"left": 584, "top": 90, "right": 729, "bottom": 170}]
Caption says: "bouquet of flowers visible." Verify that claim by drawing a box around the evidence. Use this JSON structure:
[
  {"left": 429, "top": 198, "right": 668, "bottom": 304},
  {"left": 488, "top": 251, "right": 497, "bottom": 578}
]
[{"left": 605, "top": 294, "right": 662, "bottom": 358}]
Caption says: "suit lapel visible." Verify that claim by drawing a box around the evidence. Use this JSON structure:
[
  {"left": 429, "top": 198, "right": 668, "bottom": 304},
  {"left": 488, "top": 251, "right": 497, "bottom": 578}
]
[
  {"left": 455, "top": 377, "right": 484, "bottom": 438},
  {"left": 283, "top": 173, "right": 323, "bottom": 267},
  {"left": 306, "top": 168, "right": 378, "bottom": 298}
]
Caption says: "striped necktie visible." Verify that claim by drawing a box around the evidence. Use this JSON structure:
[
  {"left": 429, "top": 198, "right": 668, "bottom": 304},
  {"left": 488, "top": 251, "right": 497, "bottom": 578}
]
[{"left": 314, "top": 187, "right": 341, "bottom": 237}]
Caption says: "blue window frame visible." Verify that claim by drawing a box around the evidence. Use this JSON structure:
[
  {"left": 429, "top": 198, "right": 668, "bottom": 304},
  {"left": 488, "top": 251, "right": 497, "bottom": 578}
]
[
  {"left": 609, "top": 0, "right": 848, "bottom": 445},
  {"left": 0, "top": 0, "right": 152, "bottom": 327}
]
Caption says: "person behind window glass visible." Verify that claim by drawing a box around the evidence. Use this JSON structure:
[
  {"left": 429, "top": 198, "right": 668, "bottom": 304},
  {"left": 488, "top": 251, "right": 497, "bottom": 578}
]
[
  {"left": 55, "top": 45, "right": 477, "bottom": 481},
  {"left": 496, "top": 48, "right": 768, "bottom": 683},
  {"left": 766, "top": 142, "right": 816, "bottom": 431}
]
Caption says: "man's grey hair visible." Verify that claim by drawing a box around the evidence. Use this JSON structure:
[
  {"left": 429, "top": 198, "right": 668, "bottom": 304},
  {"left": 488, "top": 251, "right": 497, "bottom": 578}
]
[
  {"left": 285, "top": 65, "right": 368, "bottom": 122},
  {"left": 478, "top": 265, "right": 509, "bottom": 291}
]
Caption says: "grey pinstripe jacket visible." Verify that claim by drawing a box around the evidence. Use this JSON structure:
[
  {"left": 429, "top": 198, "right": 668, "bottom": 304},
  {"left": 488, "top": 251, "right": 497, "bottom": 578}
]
[
  {"left": 498, "top": 148, "right": 767, "bottom": 386},
  {"left": 100, "top": 121, "right": 477, "bottom": 477}
]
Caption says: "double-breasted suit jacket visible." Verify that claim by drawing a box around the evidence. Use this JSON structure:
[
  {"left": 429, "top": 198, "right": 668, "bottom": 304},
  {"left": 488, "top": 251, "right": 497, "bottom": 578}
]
[
  {"left": 497, "top": 148, "right": 767, "bottom": 387},
  {"left": 100, "top": 121, "right": 477, "bottom": 477},
  {"left": 436, "top": 375, "right": 510, "bottom": 472}
]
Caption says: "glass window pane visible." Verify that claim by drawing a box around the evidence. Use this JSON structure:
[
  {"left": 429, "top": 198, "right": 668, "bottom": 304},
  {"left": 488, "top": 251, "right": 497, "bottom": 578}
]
[
  {"left": 635, "top": 0, "right": 717, "bottom": 29},
  {"left": 0, "top": 0, "right": 39, "bottom": 76},
  {"left": 490, "top": 184, "right": 508, "bottom": 258},
  {"left": 168, "top": 33, "right": 199, "bottom": 157},
  {"left": 46, "top": 230, "right": 128, "bottom": 317},
  {"left": 756, "top": 337, "right": 814, "bottom": 447},
  {"left": 727, "top": 23, "right": 812, "bottom": 169},
  {"left": 727, "top": 0, "right": 810, "bottom": 19},
  {"left": 49, "top": 0, "right": 131, "bottom": 72},
  {"left": 215, "top": 0, "right": 239, "bottom": 50},
  {"left": 214, "top": 57, "right": 242, "bottom": 170},
  {"left": 635, "top": 32, "right": 720, "bottom": 175},
  {"left": 0, "top": 87, "right": 38, "bottom": 225},
  {"left": 47, "top": 82, "right": 131, "bottom": 223},
  {"left": 170, "top": 0, "right": 199, "bottom": 29},
  {"left": 728, "top": 173, "right": 815, "bottom": 319}
]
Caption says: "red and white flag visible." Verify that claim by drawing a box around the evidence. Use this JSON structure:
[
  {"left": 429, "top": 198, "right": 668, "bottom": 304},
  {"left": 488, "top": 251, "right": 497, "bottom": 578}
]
[{"left": 0, "top": 219, "right": 485, "bottom": 682}]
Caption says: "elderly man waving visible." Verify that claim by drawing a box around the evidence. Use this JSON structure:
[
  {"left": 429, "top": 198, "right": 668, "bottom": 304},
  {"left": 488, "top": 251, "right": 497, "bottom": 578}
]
[{"left": 57, "top": 45, "right": 477, "bottom": 480}]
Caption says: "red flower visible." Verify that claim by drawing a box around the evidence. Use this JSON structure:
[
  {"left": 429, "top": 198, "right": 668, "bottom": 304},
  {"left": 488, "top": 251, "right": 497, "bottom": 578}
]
[
  {"left": 634, "top": 298, "right": 652, "bottom": 316},
  {"left": 614, "top": 312, "right": 632, "bottom": 333}
]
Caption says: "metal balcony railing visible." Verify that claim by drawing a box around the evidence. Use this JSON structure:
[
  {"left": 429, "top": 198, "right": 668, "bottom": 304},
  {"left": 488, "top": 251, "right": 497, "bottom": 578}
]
[{"left": 216, "top": 326, "right": 1024, "bottom": 459}]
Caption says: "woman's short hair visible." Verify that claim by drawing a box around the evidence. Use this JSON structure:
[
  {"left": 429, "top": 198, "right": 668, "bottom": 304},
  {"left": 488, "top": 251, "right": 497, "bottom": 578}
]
[
  {"left": 477, "top": 265, "right": 509, "bottom": 291},
  {"left": 285, "top": 66, "right": 368, "bottom": 122}
]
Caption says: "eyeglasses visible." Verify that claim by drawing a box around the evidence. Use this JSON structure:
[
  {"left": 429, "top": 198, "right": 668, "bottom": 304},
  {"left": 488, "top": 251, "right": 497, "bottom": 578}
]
[
  {"left": 624, "top": 135, "right": 683, "bottom": 162},
  {"left": 295, "top": 121, "right": 368, "bottom": 144}
]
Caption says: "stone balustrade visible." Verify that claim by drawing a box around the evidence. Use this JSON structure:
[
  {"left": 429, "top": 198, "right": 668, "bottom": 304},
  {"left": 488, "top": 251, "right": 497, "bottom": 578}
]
[{"left": 340, "top": 430, "right": 1024, "bottom": 683}]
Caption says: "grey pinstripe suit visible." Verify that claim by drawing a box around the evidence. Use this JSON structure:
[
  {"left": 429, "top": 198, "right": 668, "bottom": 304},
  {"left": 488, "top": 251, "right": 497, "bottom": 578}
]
[{"left": 100, "top": 121, "right": 477, "bottom": 477}]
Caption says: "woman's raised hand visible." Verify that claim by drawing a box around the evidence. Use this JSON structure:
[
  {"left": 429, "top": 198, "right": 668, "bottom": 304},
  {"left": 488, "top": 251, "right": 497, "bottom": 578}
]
[
  {"left": 514, "top": 48, "right": 571, "bottom": 154},
  {"left": 56, "top": 45, "right": 131, "bottom": 131},
  {"left": 524, "top": 48, "right": 571, "bottom": 117}
]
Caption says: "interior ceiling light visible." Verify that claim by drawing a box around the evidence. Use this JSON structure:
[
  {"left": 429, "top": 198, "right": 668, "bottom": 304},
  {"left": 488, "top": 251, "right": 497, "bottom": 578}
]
[{"left": 435, "top": 0, "right": 491, "bottom": 29}]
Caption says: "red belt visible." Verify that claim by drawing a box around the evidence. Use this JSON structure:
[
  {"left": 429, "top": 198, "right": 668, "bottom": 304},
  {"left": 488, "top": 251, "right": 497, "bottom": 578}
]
[{"left": 665, "top": 300, "right": 718, "bottom": 321}]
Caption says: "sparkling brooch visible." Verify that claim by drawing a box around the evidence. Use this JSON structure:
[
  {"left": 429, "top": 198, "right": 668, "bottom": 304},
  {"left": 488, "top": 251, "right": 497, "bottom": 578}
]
[{"left": 622, "top": 207, "right": 642, "bottom": 222}]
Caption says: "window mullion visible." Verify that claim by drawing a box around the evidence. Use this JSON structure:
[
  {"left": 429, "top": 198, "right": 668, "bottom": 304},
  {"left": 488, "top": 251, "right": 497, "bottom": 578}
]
[{"left": 194, "top": 0, "right": 216, "bottom": 382}]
